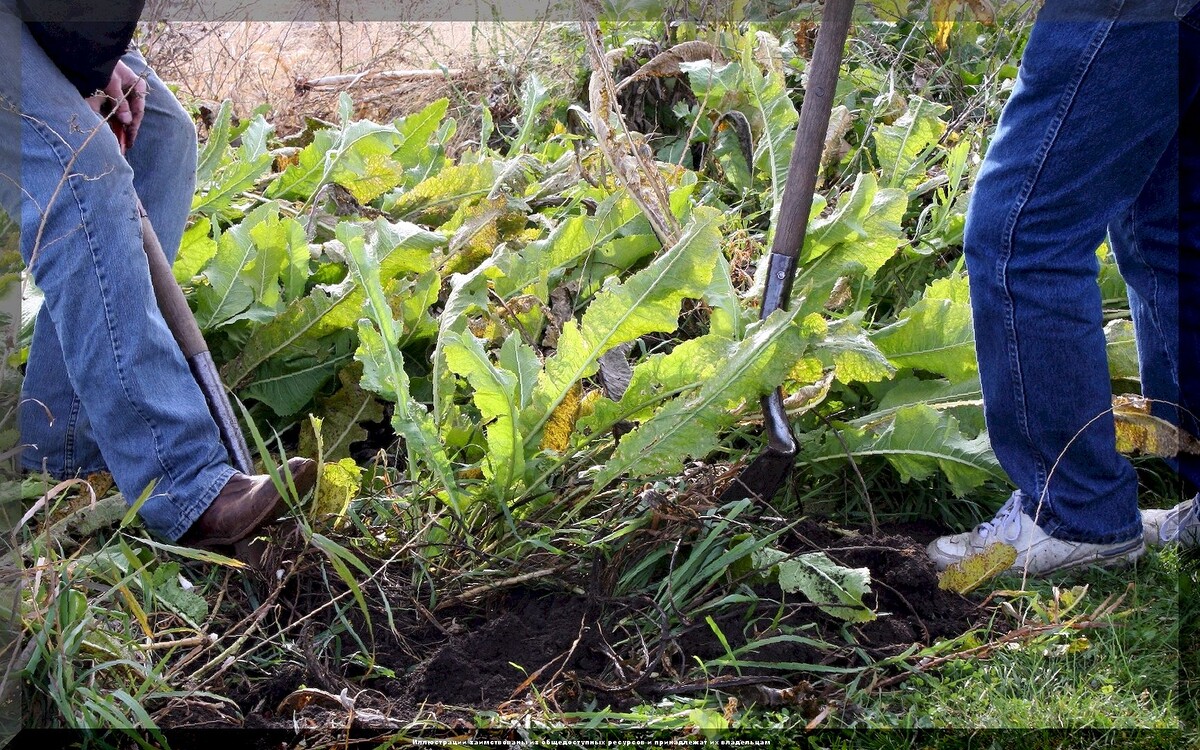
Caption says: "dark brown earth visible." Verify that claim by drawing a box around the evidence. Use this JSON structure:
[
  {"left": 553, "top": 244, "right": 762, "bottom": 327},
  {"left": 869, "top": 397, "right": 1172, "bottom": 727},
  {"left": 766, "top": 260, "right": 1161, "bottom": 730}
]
[{"left": 151, "top": 515, "right": 988, "bottom": 732}]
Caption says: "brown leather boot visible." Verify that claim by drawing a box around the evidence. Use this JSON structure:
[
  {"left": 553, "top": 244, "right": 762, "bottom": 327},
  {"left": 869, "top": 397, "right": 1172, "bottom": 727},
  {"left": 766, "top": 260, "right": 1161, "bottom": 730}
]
[{"left": 178, "top": 457, "right": 319, "bottom": 549}]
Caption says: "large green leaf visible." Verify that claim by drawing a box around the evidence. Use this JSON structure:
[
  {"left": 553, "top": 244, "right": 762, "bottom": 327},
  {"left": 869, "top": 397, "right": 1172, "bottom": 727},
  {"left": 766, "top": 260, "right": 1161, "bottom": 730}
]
[
  {"left": 873, "top": 96, "right": 948, "bottom": 192},
  {"left": 742, "top": 35, "right": 798, "bottom": 238},
  {"left": 192, "top": 115, "right": 274, "bottom": 220},
  {"left": 802, "top": 404, "right": 1004, "bottom": 496},
  {"left": 342, "top": 223, "right": 463, "bottom": 513},
  {"left": 173, "top": 219, "right": 218, "bottom": 283},
  {"left": 222, "top": 278, "right": 359, "bottom": 388},
  {"left": 813, "top": 316, "right": 896, "bottom": 384},
  {"left": 193, "top": 203, "right": 276, "bottom": 329},
  {"left": 268, "top": 97, "right": 451, "bottom": 204},
  {"left": 148, "top": 562, "right": 209, "bottom": 625},
  {"left": 508, "top": 73, "right": 554, "bottom": 155},
  {"left": 795, "top": 173, "right": 908, "bottom": 300},
  {"left": 444, "top": 332, "right": 524, "bottom": 496},
  {"left": 432, "top": 261, "right": 494, "bottom": 430},
  {"left": 384, "top": 161, "right": 497, "bottom": 224},
  {"left": 594, "top": 306, "right": 809, "bottom": 487},
  {"left": 241, "top": 332, "right": 354, "bottom": 417},
  {"left": 299, "top": 362, "right": 386, "bottom": 461},
  {"left": 872, "top": 272, "right": 976, "bottom": 382},
  {"left": 393, "top": 98, "right": 451, "bottom": 181},
  {"left": 578, "top": 334, "right": 730, "bottom": 434},
  {"left": 493, "top": 193, "right": 643, "bottom": 299},
  {"left": 327, "top": 121, "right": 406, "bottom": 204},
  {"left": 221, "top": 219, "right": 443, "bottom": 388},
  {"left": 195, "top": 101, "right": 234, "bottom": 185},
  {"left": 524, "top": 207, "right": 723, "bottom": 448},
  {"left": 1105, "top": 318, "right": 1139, "bottom": 382},
  {"left": 756, "top": 548, "right": 875, "bottom": 623},
  {"left": 269, "top": 129, "right": 337, "bottom": 200},
  {"left": 240, "top": 212, "right": 298, "bottom": 312},
  {"left": 852, "top": 376, "right": 984, "bottom": 434}
]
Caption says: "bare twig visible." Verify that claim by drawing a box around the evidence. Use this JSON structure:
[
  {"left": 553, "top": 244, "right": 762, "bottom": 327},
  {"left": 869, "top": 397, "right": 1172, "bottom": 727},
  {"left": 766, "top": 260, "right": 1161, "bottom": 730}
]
[
  {"left": 298, "top": 68, "right": 463, "bottom": 90},
  {"left": 433, "top": 565, "right": 569, "bottom": 611},
  {"left": 140, "top": 635, "right": 213, "bottom": 651}
]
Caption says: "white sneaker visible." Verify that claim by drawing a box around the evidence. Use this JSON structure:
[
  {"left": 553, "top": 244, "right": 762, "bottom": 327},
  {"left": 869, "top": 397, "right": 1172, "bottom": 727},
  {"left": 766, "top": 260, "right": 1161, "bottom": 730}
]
[
  {"left": 1142, "top": 496, "right": 1199, "bottom": 547},
  {"left": 927, "top": 492, "right": 1145, "bottom": 576}
]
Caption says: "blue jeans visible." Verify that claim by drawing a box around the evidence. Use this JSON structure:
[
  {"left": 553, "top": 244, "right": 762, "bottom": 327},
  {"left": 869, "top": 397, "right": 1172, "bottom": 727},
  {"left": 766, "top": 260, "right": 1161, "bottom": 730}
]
[
  {"left": 965, "top": 0, "right": 1200, "bottom": 543},
  {"left": 0, "top": 7, "right": 234, "bottom": 540}
]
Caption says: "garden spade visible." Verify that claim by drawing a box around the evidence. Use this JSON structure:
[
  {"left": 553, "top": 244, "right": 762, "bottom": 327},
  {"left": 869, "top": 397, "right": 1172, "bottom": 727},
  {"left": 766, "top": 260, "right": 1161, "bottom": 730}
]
[
  {"left": 720, "top": 0, "right": 856, "bottom": 503},
  {"left": 111, "top": 122, "right": 256, "bottom": 475}
]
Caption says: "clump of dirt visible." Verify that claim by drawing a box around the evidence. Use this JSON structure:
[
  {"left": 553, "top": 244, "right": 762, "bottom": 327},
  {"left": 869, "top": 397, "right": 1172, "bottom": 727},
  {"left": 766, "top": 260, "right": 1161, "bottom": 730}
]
[
  {"left": 822, "top": 532, "right": 980, "bottom": 653},
  {"left": 400, "top": 591, "right": 601, "bottom": 707}
]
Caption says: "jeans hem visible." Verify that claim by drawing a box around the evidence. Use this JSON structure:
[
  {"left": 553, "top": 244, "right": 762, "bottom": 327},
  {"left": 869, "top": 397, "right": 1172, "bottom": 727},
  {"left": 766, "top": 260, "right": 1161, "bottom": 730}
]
[
  {"left": 160, "top": 463, "right": 237, "bottom": 542},
  {"left": 19, "top": 456, "right": 107, "bottom": 480},
  {"left": 1021, "top": 491, "right": 1142, "bottom": 545}
]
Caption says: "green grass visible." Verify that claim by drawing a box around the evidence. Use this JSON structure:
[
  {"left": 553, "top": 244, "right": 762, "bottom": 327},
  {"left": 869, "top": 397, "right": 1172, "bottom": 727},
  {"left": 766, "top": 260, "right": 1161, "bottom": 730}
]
[{"left": 833, "top": 545, "right": 1182, "bottom": 729}]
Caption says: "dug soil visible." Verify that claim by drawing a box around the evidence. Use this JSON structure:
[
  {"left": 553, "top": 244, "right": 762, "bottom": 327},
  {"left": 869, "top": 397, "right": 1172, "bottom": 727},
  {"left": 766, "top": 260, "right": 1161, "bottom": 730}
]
[{"left": 157, "top": 522, "right": 990, "bottom": 732}]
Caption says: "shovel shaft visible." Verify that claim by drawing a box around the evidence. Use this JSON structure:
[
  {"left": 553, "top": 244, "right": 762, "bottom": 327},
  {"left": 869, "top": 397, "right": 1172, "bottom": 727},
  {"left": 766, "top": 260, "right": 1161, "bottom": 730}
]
[
  {"left": 188, "top": 351, "right": 256, "bottom": 475},
  {"left": 139, "top": 210, "right": 207, "bottom": 357},
  {"left": 721, "top": 0, "right": 856, "bottom": 503},
  {"left": 768, "top": 0, "right": 856, "bottom": 262}
]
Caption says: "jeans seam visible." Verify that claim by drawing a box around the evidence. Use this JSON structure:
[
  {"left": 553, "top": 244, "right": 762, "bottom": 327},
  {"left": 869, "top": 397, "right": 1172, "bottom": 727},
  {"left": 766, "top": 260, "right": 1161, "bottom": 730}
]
[
  {"left": 62, "top": 393, "right": 82, "bottom": 474},
  {"left": 998, "top": 12, "right": 1120, "bottom": 526},
  {"left": 25, "top": 116, "right": 179, "bottom": 489},
  {"left": 1126, "top": 203, "right": 1179, "bottom": 387}
]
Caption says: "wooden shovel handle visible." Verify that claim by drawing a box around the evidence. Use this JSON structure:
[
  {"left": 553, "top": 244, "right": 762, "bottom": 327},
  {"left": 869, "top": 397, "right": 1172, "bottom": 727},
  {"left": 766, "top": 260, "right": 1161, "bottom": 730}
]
[
  {"left": 138, "top": 204, "right": 209, "bottom": 358},
  {"left": 768, "top": 0, "right": 856, "bottom": 261}
]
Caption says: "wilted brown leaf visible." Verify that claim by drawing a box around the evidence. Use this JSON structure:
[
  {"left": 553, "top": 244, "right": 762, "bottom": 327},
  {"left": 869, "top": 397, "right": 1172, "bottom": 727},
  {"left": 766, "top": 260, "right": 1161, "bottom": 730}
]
[
  {"left": 615, "top": 41, "right": 726, "bottom": 93},
  {"left": 1113, "top": 394, "right": 1200, "bottom": 458}
]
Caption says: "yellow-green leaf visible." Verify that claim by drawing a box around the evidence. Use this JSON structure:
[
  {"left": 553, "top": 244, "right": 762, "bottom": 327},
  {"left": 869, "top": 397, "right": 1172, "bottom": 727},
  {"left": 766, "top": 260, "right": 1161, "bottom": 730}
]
[
  {"left": 937, "top": 542, "right": 1017, "bottom": 594},
  {"left": 1113, "top": 394, "right": 1200, "bottom": 458},
  {"left": 541, "top": 382, "right": 582, "bottom": 453},
  {"left": 312, "top": 458, "right": 363, "bottom": 525}
]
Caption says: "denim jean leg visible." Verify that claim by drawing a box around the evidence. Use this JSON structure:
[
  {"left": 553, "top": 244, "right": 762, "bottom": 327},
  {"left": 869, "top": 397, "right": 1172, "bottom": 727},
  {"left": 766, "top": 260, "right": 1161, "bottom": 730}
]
[
  {"left": 122, "top": 50, "right": 198, "bottom": 257},
  {"left": 1178, "top": 25, "right": 1200, "bottom": 493},
  {"left": 18, "top": 50, "right": 200, "bottom": 480},
  {"left": 0, "top": 12, "right": 234, "bottom": 540},
  {"left": 19, "top": 307, "right": 104, "bottom": 477},
  {"left": 1106, "top": 136, "right": 1200, "bottom": 493},
  {"left": 964, "top": 0, "right": 1180, "bottom": 543}
]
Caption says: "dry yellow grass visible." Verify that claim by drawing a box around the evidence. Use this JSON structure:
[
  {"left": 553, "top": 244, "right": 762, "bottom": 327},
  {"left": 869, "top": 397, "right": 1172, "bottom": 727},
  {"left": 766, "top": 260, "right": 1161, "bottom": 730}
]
[{"left": 141, "top": 21, "right": 550, "bottom": 134}]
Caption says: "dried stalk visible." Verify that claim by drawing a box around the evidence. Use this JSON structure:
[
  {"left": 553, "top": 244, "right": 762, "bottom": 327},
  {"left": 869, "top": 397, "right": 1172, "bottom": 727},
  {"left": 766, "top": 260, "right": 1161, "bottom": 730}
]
[
  {"left": 579, "top": 3, "right": 680, "bottom": 247},
  {"left": 299, "top": 68, "right": 464, "bottom": 90}
]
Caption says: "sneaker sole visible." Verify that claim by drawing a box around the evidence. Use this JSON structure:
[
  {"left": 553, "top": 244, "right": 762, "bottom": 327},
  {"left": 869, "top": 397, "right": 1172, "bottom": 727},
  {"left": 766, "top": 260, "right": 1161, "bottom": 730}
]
[
  {"left": 1034, "top": 538, "right": 1145, "bottom": 576},
  {"left": 931, "top": 538, "right": 1145, "bottom": 577}
]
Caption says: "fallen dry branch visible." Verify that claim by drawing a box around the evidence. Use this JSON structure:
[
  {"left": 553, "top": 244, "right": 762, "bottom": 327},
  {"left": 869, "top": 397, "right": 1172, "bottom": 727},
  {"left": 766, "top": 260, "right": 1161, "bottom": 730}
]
[
  {"left": 297, "top": 68, "right": 465, "bottom": 91},
  {"left": 433, "top": 564, "right": 570, "bottom": 611}
]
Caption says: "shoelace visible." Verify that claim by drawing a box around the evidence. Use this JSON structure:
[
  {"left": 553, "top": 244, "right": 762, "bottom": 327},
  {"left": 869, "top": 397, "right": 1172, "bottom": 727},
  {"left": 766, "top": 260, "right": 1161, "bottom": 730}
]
[
  {"left": 1160, "top": 500, "right": 1199, "bottom": 542},
  {"left": 976, "top": 492, "right": 1024, "bottom": 542}
]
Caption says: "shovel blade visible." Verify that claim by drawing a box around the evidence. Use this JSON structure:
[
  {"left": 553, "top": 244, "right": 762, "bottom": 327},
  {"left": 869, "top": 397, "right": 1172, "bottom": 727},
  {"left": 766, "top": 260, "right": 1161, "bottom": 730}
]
[
  {"left": 720, "top": 390, "right": 797, "bottom": 503},
  {"left": 719, "top": 446, "right": 797, "bottom": 503}
]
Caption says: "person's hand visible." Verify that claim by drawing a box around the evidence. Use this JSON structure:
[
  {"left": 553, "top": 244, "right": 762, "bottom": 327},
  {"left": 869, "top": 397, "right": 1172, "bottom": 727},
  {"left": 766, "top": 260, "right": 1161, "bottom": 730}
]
[{"left": 85, "top": 61, "right": 147, "bottom": 149}]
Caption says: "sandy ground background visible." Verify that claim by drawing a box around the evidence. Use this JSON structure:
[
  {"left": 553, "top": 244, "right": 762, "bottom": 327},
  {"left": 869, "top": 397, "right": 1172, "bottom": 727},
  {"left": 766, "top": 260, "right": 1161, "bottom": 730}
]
[{"left": 141, "top": 21, "right": 553, "bottom": 133}]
